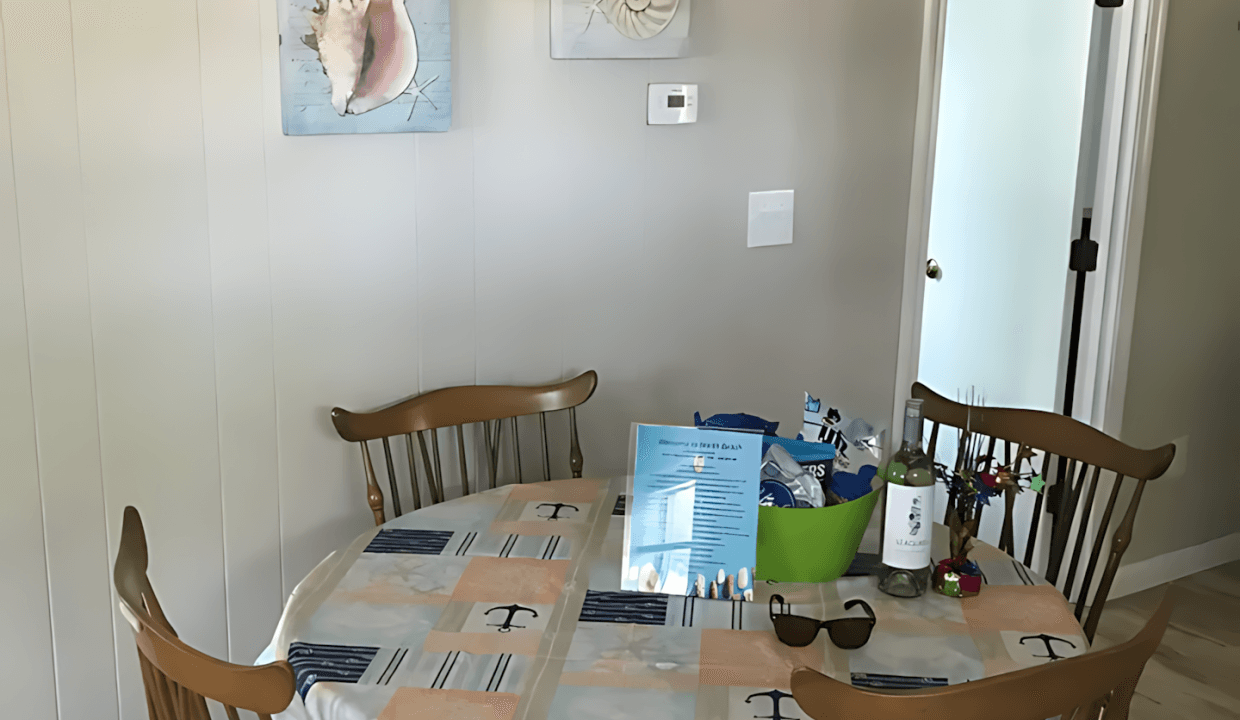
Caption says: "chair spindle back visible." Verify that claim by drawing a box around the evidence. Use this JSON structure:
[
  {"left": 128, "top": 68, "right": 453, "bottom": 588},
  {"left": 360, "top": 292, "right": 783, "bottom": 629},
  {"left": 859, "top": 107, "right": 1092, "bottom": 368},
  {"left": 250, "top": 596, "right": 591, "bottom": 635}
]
[
  {"left": 332, "top": 371, "right": 598, "bottom": 525},
  {"left": 912, "top": 382, "right": 1174, "bottom": 642}
]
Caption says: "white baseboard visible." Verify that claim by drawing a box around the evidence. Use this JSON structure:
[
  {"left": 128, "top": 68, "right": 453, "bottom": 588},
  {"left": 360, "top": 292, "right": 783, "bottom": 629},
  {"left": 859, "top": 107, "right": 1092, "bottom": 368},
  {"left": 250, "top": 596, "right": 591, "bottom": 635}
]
[{"left": 1110, "top": 531, "right": 1240, "bottom": 599}]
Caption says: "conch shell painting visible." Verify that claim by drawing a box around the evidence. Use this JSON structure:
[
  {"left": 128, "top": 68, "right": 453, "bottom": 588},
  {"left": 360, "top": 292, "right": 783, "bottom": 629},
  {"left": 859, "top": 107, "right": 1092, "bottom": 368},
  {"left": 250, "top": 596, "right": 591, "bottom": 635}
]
[
  {"left": 304, "top": 0, "right": 416, "bottom": 116},
  {"left": 279, "top": 0, "right": 451, "bottom": 135},
  {"left": 551, "top": 0, "right": 691, "bottom": 59}
]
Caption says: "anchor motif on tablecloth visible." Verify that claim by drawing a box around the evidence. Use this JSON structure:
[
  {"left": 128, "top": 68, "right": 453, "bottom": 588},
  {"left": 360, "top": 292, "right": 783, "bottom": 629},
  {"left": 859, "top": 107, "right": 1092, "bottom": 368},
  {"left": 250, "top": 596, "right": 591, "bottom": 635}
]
[
  {"left": 536, "top": 502, "right": 579, "bottom": 520},
  {"left": 484, "top": 604, "right": 539, "bottom": 633},
  {"left": 1019, "top": 633, "right": 1077, "bottom": 661},
  {"left": 745, "top": 689, "right": 799, "bottom": 720}
]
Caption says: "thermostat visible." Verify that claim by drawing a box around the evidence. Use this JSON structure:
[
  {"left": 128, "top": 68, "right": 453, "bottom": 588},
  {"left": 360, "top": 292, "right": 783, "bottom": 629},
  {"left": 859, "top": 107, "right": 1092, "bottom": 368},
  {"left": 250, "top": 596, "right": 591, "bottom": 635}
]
[{"left": 648, "top": 84, "right": 698, "bottom": 125}]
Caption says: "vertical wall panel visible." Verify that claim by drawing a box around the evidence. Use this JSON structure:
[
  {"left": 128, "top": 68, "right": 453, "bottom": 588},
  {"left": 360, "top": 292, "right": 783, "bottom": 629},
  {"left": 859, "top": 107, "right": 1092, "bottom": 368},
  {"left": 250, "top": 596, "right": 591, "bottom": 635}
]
[
  {"left": 411, "top": 2, "right": 478, "bottom": 496},
  {"left": 553, "top": 56, "right": 650, "bottom": 476},
  {"left": 257, "top": 0, "right": 421, "bottom": 592},
  {"left": 415, "top": 0, "right": 476, "bottom": 394},
  {"left": 468, "top": 0, "right": 578, "bottom": 483},
  {"left": 68, "top": 2, "right": 226, "bottom": 718},
  {"left": 471, "top": 0, "right": 570, "bottom": 387},
  {"left": 0, "top": 7, "right": 59, "bottom": 719},
  {"left": 196, "top": 0, "right": 284, "bottom": 664},
  {"left": 414, "top": 118, "right": 477, "bottom": 493},
  {"left": 1, "top": 3, "right": 120, "bottom": 720}
]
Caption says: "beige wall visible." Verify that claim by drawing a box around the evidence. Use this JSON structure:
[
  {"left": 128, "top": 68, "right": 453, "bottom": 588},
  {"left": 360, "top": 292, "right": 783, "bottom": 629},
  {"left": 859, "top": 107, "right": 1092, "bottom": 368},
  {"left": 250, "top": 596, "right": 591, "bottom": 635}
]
[
  {"left": 0, "top": 2, "right": 924, "bottom": 719},
  {"left": 1119, "top": 0, "right": 1240, "bottom": 566}
]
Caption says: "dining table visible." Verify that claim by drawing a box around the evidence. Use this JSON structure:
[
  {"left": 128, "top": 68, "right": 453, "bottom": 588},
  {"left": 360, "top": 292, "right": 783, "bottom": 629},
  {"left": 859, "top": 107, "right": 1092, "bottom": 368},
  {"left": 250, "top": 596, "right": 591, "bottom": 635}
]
[{"left": 259, "top": 477, "right": 1089, "bottom": 720}]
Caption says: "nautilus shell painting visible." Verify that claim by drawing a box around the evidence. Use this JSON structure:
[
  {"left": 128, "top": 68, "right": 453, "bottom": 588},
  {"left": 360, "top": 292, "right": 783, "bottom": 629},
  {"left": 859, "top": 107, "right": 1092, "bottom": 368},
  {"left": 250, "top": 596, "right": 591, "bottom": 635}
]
[
  {"left": 279, "top": 0, "right": 451, "bottom": 135},
  {"left": 551, "top": 0, "right": 692, "bottom": 59}
]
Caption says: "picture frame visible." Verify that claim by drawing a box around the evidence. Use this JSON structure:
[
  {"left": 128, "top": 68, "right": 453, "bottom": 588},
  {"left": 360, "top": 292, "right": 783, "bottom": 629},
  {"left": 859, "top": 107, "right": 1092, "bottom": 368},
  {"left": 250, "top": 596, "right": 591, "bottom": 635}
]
[
  {"left": 279, "top": 0, "right": 452, "bottom": 135},
  {"left": 551, "top": 0, "right": 692, "bottom": 60}
]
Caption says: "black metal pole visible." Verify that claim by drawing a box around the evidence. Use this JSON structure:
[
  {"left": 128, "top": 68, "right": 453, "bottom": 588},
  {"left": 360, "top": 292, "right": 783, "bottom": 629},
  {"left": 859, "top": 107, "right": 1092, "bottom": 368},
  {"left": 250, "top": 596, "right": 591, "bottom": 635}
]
[
  {"left": 1062, "top": 213, "right": 1095, "bottom": 419},
  {"left": 1047, "top": 211, "right": 1100, "bottom": 579},
  {"left": 1045, "top": 0, "right": 1121, "bottom": 579}
]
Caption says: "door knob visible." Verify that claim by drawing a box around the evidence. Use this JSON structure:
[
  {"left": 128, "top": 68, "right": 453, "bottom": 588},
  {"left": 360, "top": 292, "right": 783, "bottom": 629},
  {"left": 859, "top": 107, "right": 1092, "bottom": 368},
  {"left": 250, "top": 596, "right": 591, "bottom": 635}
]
[{"left": 926, "top": 259, "right": 943, "bottom": 281}]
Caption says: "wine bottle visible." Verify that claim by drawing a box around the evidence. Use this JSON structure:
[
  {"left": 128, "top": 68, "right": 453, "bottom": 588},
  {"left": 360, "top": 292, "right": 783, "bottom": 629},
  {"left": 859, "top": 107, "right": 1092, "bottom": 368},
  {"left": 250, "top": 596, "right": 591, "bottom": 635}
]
[{"left": 878, "top": 398, "right": 935, "bottom": 597}]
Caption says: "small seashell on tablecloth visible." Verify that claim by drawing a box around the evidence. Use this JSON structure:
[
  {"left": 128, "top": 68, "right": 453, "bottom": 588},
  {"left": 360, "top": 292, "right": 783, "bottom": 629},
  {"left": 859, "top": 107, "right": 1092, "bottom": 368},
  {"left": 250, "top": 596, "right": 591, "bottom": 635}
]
[{"left": 638, "top": 563, "right": 660, "bottom": 593}]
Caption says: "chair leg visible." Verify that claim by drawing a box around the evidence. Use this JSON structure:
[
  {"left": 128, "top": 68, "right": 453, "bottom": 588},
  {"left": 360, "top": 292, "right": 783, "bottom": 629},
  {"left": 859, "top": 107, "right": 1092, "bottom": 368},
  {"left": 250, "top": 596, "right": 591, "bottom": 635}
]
[{"left": 1103, "top": 669, "right": 1143, "bottom": 720}]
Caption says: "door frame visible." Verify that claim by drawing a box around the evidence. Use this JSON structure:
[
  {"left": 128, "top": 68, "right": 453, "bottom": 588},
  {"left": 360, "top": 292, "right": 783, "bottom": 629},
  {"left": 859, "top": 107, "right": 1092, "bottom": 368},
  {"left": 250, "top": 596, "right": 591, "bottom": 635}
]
[
  {"left": 890, "top": 0, "right": 946, "bottom": 447},
  {"left": 892, "top": 0, "right": 1169, "bottom": 442},
  {"left": 1082, "top": 0, "right": 1170, "bottom": 439},
  {"left": 891, "top": 0, "right": 1171, "bottom": 595}
]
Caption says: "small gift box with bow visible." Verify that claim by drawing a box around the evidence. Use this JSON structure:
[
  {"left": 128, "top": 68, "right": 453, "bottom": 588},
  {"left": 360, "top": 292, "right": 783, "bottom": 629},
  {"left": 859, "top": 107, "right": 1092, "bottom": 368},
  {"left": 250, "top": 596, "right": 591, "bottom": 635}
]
[{"left": 933, "top": 557, "right": 983, "bottom": 598}]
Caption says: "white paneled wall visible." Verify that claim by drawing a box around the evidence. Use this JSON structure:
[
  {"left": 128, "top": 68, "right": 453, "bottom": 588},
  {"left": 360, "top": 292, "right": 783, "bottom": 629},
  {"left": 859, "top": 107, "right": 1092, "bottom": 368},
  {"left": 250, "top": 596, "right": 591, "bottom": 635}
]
[
  {"left": 0, "top": 8, "right": 59, "bottom": 720},
  {"left": 198, "top": 0, "right": 285, "bottom": 671},
  {"left": 0, "top": 2, "right": 924, "bottom": 719},
  {"left": 4, "top": 1, "right": 121, "bottom": 719}
]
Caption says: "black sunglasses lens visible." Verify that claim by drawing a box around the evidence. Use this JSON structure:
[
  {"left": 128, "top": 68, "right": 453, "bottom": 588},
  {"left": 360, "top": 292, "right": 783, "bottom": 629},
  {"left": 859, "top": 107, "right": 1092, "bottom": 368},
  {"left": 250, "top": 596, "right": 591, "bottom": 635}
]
[
  {"left": 826, "top": 619, "right": 873, "bottom": 649},
  {"left": 773, "top": 615, "right": 821, "bottom": 647}
]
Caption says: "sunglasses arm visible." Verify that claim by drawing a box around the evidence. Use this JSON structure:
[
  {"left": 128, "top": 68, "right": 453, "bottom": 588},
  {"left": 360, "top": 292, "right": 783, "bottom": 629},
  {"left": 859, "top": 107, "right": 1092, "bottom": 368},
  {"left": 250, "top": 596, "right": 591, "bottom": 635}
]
[{"left": 842, "top": 599, "right": 877, "bottom": 621}]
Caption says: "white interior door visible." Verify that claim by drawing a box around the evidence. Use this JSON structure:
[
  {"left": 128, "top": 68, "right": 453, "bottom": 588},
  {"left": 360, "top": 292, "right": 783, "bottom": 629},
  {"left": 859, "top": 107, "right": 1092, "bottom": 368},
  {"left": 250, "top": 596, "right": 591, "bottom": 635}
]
[
  {"left": 917, "top": 0, "right": 1095, "bottom": 415},
  {"left": 915, "top": 0, "right": 1098, "bottom": 553},
  {"left": 896, "top": 0, "right": 1165, "bottom": 583}
]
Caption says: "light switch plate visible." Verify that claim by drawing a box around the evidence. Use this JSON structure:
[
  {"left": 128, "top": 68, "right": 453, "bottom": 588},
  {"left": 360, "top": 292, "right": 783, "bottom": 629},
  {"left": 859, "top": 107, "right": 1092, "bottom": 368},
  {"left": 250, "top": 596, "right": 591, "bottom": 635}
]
[{"left": 747, "top": 190, "right": 795, "bottom": 247}]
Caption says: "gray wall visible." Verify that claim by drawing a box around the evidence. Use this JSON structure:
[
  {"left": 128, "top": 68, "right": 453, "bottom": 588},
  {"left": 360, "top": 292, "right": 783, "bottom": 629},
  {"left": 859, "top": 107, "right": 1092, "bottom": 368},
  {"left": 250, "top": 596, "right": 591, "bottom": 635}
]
[
  {"left": 1120, "top": 0, "right": 1240, "bottom": 565},
  {"left": 0, "top": 2, "right": 923, "bottom": 719}
]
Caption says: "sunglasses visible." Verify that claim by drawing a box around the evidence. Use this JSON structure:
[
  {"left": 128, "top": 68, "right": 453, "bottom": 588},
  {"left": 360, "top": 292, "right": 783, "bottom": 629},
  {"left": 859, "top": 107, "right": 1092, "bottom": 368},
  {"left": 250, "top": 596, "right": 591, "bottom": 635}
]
[{"left": 768, "top": 595, "right": 876, "bottom": 649}]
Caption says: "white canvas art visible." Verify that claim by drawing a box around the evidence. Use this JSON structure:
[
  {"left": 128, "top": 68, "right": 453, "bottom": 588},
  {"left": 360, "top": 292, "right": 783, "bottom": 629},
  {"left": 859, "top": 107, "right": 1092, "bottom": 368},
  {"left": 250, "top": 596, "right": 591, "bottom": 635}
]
[{"left": 551, "top": 0, "right": 691, "bottom": 59}]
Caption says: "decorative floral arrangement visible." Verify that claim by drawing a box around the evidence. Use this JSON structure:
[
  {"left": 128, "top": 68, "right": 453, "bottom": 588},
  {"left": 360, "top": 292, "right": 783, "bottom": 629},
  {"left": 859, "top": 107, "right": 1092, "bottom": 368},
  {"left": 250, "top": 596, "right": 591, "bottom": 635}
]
[{"left": 931, "top": 431, "right": 1044, "bottom": 598}]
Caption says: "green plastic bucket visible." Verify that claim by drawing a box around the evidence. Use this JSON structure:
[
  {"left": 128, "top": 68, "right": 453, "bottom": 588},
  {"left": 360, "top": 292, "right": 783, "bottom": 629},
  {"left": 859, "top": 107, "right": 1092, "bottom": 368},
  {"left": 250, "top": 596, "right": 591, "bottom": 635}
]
[{"left": 755, "top": 487, "right": 882, "bottom": 583}]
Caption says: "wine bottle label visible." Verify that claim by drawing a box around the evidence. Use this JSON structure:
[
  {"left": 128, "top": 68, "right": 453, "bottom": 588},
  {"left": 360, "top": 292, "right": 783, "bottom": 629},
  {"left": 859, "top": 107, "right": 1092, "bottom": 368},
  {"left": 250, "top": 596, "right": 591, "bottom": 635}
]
[{"left": 882, "top": 483, "right": 934, "bottom": 570}]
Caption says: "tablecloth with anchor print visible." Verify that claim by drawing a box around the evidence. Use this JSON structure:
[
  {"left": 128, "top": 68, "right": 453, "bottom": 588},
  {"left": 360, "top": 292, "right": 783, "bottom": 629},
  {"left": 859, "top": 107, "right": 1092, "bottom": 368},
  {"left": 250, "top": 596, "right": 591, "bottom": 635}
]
[{"left": 264, "top": 478, "right": 1088, "bottom": 720}]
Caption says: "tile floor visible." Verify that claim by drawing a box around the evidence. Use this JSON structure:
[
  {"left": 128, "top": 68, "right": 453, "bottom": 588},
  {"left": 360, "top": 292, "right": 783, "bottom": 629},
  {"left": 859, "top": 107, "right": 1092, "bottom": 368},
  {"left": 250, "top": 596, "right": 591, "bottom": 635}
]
[{"left": 1090, "top": 560, "right": 1240, "bottom": 719}]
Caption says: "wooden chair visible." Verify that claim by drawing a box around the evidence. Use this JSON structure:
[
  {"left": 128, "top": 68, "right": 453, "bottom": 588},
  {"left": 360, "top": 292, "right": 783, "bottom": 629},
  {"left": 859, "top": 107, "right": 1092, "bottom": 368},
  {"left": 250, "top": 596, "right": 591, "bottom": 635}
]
[
  {"left": 911, "top": 382, "right": 1175, "bottom": 642},
  {"left": 114, "top": 507, "right": 295, "bottom": 720},
  {"left": 791, "top": 590, "right": 1175, "bottom": 720},
  {"left": 332, "top": 370, "right": 598, "bottom": 525}
]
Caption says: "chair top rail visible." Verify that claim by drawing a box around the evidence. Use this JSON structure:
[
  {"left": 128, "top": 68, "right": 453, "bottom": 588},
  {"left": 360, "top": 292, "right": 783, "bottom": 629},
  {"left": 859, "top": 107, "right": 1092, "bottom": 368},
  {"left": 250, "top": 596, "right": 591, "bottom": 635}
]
[
  {"left": 135, "top": 617, "right": 295, "bottom": 716},
  {"left": 791, "top": 591, "right": 1175, "bottom": 720},
  {"left": 912, "top": 382, "right": 1174, "bottom": 481},
  {"left": 332, "top": 371, "right": 598, "bottom": 442}
]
